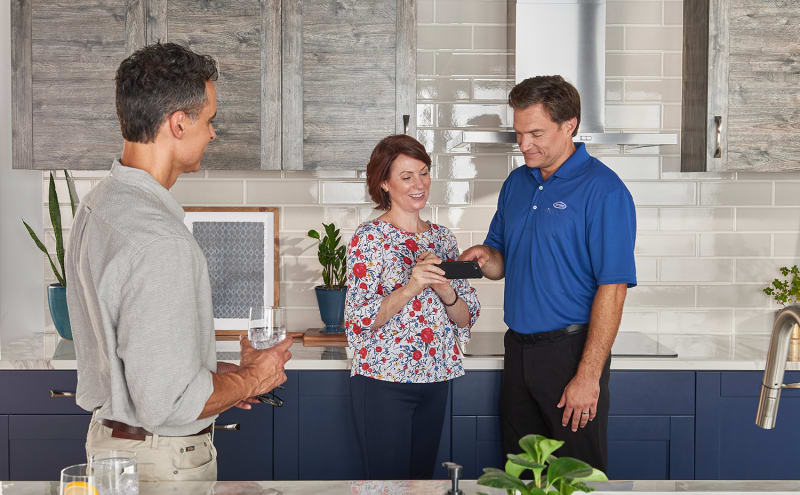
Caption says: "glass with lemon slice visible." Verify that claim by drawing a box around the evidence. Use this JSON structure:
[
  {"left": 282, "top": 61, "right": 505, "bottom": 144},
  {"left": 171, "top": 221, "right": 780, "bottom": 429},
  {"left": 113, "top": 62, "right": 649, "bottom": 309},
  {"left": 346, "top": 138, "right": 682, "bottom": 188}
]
[{"left": 60, "top": 464, "right": 98, "bottom": 495}]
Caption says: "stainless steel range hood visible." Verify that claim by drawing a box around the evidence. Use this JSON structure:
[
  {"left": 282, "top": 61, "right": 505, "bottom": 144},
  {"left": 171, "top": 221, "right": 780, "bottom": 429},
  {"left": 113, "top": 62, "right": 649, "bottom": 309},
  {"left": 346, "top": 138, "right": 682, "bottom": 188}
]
[{"left": 453, "top": 0, "right": 676, "bottom": 148}]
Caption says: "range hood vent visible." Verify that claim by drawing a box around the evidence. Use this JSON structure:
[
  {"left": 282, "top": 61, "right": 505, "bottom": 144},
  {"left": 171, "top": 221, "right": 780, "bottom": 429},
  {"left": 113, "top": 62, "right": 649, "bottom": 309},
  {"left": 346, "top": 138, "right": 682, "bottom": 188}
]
[{"left": 453, "top": 0, "right": 676, "bottom": 149}]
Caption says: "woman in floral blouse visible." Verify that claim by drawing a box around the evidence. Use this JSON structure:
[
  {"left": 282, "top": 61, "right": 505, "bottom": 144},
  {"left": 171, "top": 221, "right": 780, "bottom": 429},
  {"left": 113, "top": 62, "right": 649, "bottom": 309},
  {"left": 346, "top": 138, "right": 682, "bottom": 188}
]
[{"left": 345, "top": 134, "right": 480, "bottom": 480}]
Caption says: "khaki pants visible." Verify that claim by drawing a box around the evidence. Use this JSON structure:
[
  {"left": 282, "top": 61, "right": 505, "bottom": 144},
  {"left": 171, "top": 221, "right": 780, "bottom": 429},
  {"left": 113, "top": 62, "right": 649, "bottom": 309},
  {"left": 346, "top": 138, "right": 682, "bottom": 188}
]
[{"left": 85, "top": 413, "right": 217, "bottom": 482}]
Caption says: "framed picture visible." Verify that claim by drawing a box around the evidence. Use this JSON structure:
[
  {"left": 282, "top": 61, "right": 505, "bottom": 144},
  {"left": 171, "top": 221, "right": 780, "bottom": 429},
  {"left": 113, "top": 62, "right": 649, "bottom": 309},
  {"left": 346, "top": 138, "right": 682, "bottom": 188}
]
[{"left": 183, "top": 207, "right": 279, "bottom": 331}]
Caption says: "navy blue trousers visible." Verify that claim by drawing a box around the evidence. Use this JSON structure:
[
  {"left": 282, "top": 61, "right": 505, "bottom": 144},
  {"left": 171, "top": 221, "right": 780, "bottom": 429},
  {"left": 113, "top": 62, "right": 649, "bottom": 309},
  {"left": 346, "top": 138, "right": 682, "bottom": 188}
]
[{"left": 350, "top": 374, "right": 448, "bottom": 480}]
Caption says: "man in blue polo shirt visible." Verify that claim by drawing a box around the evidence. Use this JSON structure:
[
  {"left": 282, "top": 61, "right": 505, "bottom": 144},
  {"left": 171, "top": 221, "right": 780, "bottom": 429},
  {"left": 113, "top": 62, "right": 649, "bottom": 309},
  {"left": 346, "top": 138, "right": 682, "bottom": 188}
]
[{"left": 460, "top": 75, "right": 636, "bottom": 471}]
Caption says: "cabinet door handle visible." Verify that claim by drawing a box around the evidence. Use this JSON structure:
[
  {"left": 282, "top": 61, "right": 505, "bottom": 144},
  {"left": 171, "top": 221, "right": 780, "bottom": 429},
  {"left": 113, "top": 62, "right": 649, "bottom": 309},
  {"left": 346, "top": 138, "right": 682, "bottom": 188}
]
[
  {"left": 403, "top": 114, "right": 410, "bottom": 135},
  {"left": 49, "top": 390, "right": 76, "bottom": 398},
  {"left": 214, "top": 423, "right": 241, "bottom": 431},
  {"left": 713, "top": 115, "right": 722, "bottom": 158}
]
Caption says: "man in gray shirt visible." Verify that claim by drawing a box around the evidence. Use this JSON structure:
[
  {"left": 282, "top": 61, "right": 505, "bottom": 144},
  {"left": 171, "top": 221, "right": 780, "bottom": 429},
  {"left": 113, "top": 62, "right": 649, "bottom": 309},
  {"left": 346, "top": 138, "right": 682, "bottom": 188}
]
[{"left": 66, "top": 42, "right": 292, "bottom": 481}]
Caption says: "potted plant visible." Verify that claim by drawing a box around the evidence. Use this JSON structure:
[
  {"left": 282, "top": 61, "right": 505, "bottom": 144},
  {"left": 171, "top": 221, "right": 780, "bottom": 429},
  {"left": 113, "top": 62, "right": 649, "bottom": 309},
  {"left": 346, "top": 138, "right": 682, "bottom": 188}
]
[
  {"left": 308, "top": 222, "right": 347, "bottom": 332},
  {"left": 22, "top": 171, "right": 78, "bottom": 340},
  {"left": 477, "top": 434, "right": 607, "bottom": 495},
  {"left": 763, "top": 265, "right": 800, "bottom": 306}
]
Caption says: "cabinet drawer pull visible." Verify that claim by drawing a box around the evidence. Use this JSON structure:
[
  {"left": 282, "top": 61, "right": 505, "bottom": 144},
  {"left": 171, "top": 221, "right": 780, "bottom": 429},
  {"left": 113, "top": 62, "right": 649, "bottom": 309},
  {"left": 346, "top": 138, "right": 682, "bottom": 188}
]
[
  {"left": 214, "top": 423, "right": 240, "bottom": 431},
  {"left": 713, "top": 115, "right": 722, "bottom": 158},
  {"left": 49, "top": 390, "right": 76, "bottom": 398},
  {"left": 403, "top": 114, "right": 410, "bottom": 135}
]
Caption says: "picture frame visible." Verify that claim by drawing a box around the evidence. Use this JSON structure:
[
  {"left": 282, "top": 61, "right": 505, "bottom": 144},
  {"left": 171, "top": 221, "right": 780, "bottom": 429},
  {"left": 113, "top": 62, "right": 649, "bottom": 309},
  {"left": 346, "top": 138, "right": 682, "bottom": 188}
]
[{"left": 183, "top": 206, "right": 279, "bottom": 332}]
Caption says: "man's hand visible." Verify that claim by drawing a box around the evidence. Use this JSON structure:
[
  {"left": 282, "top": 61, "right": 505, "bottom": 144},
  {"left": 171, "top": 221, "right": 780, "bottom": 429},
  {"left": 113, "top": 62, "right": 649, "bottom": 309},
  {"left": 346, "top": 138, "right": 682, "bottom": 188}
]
[
  {"left": 458, "top": 245, "right": 504, "bottom": 280},
  {"left": 556, "top": 374, "right": 600, "bottom": 432},
  {"left": 458, "top": 245, "right": 492, "bottom": 267},
  {"left": 238, "top": 335, "right": 292, "bottom": 398},
  {"left": 217, "top": 361, "right": 261, "bottom": 410}
]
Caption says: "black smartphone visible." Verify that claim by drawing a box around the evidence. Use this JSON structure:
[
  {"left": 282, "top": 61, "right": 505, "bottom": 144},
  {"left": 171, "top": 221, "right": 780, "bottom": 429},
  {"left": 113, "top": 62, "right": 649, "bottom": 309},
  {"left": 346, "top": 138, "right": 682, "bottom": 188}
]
[{"left": 437, "top": 260, "right": 483, "bottom": 279}]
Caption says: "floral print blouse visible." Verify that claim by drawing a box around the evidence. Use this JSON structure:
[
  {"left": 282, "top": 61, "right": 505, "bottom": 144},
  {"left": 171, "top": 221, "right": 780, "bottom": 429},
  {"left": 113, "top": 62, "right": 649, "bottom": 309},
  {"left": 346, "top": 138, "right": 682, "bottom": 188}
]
[{"left": 345, "top": 219, "right": 480, "bottom": 383}]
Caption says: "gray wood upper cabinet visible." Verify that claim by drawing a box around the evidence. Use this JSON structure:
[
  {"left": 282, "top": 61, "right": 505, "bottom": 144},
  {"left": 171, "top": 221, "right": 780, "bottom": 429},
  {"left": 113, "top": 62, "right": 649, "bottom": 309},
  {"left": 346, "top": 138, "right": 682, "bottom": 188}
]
[
  {"left": 281, "top": 0, "right": 416, "bottom": 170},
  {"left": 149, "top": 0, "right": 281, "bottom": 170},
  {"left": 681, "top": 0, "right": 800, "bottom": 172},
  {"left": 12, "top": 0, "right": 414, "bottom": 171},
  {"left": 11, "top": 0, "right": 143, "bottom": 170},
  {"left": 12, "top": 0, "right": 280, "bottom": 170}
]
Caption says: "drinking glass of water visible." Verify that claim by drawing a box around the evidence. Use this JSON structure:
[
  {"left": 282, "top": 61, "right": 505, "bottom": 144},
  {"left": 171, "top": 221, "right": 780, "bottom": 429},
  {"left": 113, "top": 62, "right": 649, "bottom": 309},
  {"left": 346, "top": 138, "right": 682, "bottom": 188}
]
[
  {"left": 248, "top": 306, "right": 287, "bottom": 350},
  {"left": 89, "top": 450, "right": 138, "bottom": 495}
]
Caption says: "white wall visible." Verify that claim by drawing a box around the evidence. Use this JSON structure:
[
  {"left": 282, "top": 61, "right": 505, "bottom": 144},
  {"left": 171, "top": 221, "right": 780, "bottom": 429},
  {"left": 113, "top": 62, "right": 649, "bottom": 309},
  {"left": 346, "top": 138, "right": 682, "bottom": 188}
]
[{"left": 0, "top": 0, "right": 45, "bottom": 340}]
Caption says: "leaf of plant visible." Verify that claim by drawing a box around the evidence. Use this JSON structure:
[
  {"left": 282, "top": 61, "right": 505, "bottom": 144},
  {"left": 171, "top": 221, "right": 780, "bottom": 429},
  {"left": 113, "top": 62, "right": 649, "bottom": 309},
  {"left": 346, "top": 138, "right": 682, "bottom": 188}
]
[
  {"left": 507, "top": 453, "right": 545, "bottom": 470},
  {"left": 573, "top": 468, "right": 607, "bottom": 482},
  {"left": 536, "top": 438, "right": 564, "bottom": 463},
  {"left": 48, "top": 172, "right": 66, "bottom": 287},
  {"left": 64, "top": 169, "right": 79, "bottom": 216},
  {"left": 476, "top": 468, "right": 528, "bottom": 492},
  {"left": 505, "top": 458, "right": 526, "bottom": 479},
  {"left": 545, "top": 457, "right": 593, "bottom": 487},
  {"left": 23, "top": 220, "right": 65, "bottom": 287},
  {"left": 518, "top": 434, "right": 548, "bottom": 462},
  {"left": 308, "top": 229, "right": 320, "bottom": 240}
]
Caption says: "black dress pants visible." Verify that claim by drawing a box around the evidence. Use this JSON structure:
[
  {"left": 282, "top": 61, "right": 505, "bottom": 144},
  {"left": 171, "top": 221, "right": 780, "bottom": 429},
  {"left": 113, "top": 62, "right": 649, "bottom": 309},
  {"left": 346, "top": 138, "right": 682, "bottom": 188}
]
[
  {"left": 350, "top": 374, "right": 449, "bottom": 480},
  {"left": 500, "top": 327, "right": 611, "bottom": 472}
]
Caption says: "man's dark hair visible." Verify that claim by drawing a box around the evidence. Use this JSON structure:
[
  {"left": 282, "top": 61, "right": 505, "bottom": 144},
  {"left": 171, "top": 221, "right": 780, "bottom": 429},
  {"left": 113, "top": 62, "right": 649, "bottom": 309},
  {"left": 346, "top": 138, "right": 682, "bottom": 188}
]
[
  {"left": 508, "top": 75, "right": 581, "bottom": 137},
  {"left": 115, "top": 42, "right": 218, "bottom": 143}
]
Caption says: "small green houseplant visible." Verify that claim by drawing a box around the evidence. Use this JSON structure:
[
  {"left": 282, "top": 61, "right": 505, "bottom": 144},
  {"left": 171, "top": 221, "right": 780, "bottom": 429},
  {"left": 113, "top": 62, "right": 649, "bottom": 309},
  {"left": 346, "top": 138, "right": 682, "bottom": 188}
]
[
  {"left": 22, "top": 171, "right": 78, "bottom": 340},
  {"left": 477, "top": 434, "right": 607, "bottom": 495},
  {"left": 763, "top": 265, "right": 800, "bottom": 306},
  {"left": 308, "top": 222, "right": 347, "bottom": 332}
]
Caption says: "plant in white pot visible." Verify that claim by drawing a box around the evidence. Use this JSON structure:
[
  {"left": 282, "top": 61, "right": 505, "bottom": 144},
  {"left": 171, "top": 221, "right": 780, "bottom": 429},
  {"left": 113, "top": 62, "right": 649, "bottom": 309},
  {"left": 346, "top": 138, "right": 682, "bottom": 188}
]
[
  {"left": 308, "top": 222, "right": 347, "bottom": 332},
  {"left": 22, "top": 171, "right": 78, "bottom": 340}
]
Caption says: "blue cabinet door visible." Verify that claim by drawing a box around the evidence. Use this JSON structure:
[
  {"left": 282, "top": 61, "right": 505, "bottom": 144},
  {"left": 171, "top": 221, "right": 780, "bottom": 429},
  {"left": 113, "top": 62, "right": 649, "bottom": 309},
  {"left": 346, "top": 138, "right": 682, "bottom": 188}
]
[
  {"left": 9, "top": 415, "right": 91, "bottom": 481},
  {"left": 607, "top": 415, "right": 694, "bottom": 480},
  {"left": 451, "top": 371, "right": 504, "bottom": 480},
  {"left": 274, "top": 371, "right": 364, "bottom": 480},
  {"left": 274, "top": 371, "right": 451, "bottom": 480},
  {"left": 214, "top": 404, "right": 273, "bottom": 481},
  {"left": 0, "top": 415, "right": 7, "bottom": 480},
  {"left": 696, "top": 371, "right": 800, "bottom": 479}
]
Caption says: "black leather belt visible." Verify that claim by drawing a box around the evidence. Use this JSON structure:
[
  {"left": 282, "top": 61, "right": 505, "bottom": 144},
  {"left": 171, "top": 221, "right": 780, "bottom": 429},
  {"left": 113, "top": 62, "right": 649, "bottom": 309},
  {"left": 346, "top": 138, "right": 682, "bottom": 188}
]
[
  {"left": 100, "top": 419, "right": 212, "bottom": 441},
  {"left": 509, "top": 323, "right": 588, "bottom": 343}
]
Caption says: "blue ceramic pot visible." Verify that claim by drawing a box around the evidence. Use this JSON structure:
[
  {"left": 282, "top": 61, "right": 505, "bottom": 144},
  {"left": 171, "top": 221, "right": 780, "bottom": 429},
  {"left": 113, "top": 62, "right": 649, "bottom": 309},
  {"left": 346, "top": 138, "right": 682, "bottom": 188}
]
[
  {"left": 314, "top": 286, "right": 347, "bottom": 333},
  {"left": 48, "top": 283, "right": 72, "bottom": 340}
]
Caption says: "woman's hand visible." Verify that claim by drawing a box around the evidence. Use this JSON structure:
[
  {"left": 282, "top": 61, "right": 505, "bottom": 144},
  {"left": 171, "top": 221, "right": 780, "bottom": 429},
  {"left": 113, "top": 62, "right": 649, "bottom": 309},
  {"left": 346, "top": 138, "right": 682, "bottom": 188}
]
[{"left": 406, "top": 251, "right": 448, "bottom": 296}]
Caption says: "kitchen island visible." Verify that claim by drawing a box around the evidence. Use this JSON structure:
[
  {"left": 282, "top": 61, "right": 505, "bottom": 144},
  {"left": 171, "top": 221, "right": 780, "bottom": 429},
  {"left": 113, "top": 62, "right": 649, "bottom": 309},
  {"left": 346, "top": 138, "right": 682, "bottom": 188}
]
[
  {"left": 0, "top": 332, "right": 797, "bottom": 482},
  {"left": 3, "top": 479, "right": 800, "bottom": 494}
]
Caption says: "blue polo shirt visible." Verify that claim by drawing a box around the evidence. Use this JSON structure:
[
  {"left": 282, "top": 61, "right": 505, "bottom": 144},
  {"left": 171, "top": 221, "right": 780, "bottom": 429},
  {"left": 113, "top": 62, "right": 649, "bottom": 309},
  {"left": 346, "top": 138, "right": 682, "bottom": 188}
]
[{"left": 484, "top": 143, "right": 637, "bottom": 334}]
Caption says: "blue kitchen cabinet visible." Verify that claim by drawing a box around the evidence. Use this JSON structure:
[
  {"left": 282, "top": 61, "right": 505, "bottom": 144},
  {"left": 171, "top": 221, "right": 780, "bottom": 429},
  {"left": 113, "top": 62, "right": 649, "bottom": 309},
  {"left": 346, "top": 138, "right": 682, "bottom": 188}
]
[
  {"left": 9, "top": 415, "right": 91, "bottom": 481},
  {"left": 607, "top": 371, "right": 695, "bottom": 481},
  {"left": 451, "top": 371, "right": 504, "bottom": 479},
  {"left": 0, "top": 415, "right": 8, "bottom": 480},
  {"left": 696, "top": 371, "right": 800, "bottom": 480},
  {"left": 214, "top": 404, "right": 273, "bottom": 481},
  {"left": 451, "top": 370, "right": 696, "bottom": 481},
  {"left": 274, "top": 370, "right": 451, "bottom": 480}
]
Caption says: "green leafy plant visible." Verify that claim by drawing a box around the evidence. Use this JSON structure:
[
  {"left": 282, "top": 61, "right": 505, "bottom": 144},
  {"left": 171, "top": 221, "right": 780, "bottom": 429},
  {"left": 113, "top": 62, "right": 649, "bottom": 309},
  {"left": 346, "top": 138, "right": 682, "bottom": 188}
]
[
  {"left": 763, "top": 265, "right": 800, "bottom": 306},
  {"left": 307, "top": 222, "right": 346, "bottom": 289},
  {"left": 22, "top": 171, "right": 78, "bottom": 288},
  {"left": 477, "top": 434, "right": 607, "bottom": 495}
]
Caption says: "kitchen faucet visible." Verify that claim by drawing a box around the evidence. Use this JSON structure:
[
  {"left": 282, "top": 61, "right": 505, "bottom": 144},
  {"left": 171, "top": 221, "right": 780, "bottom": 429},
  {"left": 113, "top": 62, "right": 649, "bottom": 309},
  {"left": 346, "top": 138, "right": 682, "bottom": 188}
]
[{"left": 756, "top": 304, "right": 800, "bottom": 429}]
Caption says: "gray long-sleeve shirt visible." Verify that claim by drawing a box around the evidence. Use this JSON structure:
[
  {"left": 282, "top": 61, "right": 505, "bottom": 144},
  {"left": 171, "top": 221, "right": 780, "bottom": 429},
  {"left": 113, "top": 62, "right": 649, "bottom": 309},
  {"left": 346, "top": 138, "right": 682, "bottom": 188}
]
[{"left": 66, "top": 161, "right": 217, "bottom": 436}]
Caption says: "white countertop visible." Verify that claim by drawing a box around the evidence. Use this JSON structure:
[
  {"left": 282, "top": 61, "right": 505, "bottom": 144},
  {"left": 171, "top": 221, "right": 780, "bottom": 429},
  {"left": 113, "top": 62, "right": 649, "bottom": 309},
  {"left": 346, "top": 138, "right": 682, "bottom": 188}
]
[
  {"left": 0, "top": 331, "right": 796, "bottom": 372},
  {"left": 2, "top": 479, "right": 800, "bottom": 494}
]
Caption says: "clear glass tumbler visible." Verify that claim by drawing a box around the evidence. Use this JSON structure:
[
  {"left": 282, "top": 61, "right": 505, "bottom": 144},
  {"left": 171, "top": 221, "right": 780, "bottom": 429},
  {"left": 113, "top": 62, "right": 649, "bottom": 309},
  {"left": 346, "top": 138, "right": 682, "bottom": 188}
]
[
  {"left": 89, "top": 450, "right": 138, "bottom": 495},
  {"left": 60, "top": 464, "right": 95, "bottom": 495},
  {"left": 248, "top": 306, "right": 287, "bottom": 350}
]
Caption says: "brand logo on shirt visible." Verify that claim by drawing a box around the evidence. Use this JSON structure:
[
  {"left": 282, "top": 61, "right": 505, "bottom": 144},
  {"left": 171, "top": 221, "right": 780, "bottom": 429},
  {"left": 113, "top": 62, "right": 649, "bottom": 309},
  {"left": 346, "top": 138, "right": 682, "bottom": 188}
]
[{"left": 553, "top": 201, "right": 567, "bottom": 210}]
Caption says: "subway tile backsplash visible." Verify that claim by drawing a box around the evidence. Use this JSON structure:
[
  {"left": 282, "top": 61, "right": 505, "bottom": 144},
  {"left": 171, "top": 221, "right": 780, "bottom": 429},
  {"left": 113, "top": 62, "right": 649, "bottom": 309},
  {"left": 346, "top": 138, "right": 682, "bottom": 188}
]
[{"left": 44, "top": 0, "right": 797, "bottom": 336}]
